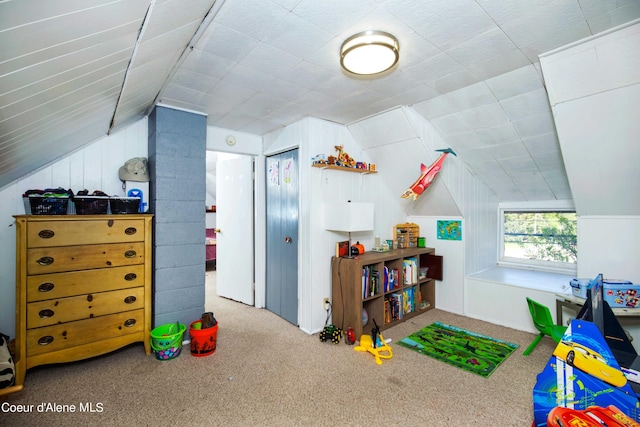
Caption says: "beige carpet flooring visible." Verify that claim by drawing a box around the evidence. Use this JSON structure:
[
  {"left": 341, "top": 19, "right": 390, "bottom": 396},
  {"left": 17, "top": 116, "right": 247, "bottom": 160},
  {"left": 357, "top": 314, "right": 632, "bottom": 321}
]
[{"left": 2, "top": 271, "right": 555, "bottom": 426}]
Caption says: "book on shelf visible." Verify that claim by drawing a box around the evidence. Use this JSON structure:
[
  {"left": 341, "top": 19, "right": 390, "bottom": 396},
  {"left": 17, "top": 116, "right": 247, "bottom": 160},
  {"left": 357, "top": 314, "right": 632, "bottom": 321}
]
[
  {"left": 362, "top": 266, "right": 380, "bottom": 298},
  {"left": 403, "top": 257, "right": 418, "bottom": 284},
  {"left": 336, "top": 241, "right": 349, "bottom": 257}
]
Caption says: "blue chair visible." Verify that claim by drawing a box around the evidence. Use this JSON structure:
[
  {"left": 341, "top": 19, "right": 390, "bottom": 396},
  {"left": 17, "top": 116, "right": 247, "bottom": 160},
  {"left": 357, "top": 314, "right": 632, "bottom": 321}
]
[{"left": 524, "top": 297, "right": 567, "bottom": 356}]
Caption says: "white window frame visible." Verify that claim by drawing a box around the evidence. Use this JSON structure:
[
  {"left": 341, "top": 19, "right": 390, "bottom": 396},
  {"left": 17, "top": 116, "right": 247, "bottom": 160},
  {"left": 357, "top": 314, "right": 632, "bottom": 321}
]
[{"left": 498, "top": 200, "right": 577, "bottom": 275}]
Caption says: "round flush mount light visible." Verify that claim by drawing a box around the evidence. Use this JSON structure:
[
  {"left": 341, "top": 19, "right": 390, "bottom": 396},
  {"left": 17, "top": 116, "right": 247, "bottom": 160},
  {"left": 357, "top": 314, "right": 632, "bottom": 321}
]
[{"left": 340, "top": 30, "right": 400, "bottom": 75}]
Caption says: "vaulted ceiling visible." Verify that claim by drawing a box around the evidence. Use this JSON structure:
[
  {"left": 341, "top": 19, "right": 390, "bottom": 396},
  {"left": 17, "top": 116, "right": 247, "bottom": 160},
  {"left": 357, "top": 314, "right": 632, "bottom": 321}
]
[{"left": 2, "top": 0, "right": 639, "bottom": 200}]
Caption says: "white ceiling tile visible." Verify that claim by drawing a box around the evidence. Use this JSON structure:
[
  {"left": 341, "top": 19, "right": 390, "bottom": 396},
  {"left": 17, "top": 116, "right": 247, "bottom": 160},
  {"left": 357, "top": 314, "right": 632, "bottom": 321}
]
[
  {"left": 532, "top": 151, "right": 567, "bottom": 172},
  {"left": 292, "top": 0, "right": 378, "bottom": 36},
  {"left": 475, "top": 123, "right": 520, "bottom": 145},
  {"left": 199, "top": 23, "right": 260, "bottom": 61},
  {"left": 239, "top": 42, "right": 302, "bottom": 76},
  {"left": 522, "top": 133, "right": 561, "bottom": 155},
  {"left": 214, "top": 0, "right": 289, "bottom": 41},
  {"left": 263, "top": 12, "right": 334, "bottom": 59},
  {"left": 259, "top": 79, "right": 309, "bottom": 102},
  {"left": 412, "top": 94, "right": 460, "bottom": 119},
  {"left": 466, "top": 48, "right": 531, "bottom": 81},
  {"left": 485, "top": 65, "right": 544, "bottom": 100},
  {"left": 512, "top": 112, "right": 557, "bottom": 138},
  {"left": 445, "top": 131, "right": 485, "bottom": 151},
  {"left": 432, "top": 69, "right": 479, "bottom": 95},
  {"left": 181, "top": 50, "right": 236, "bottom": 80},
  {"left": 402, "top": 0, "right": 496, "bottom": 51},
  {"left": 403, "top": 53, "right": 465, "bottom": 83},
  {"left": 221, "top": 62, "right": 277, "bottom": 91},
  {"left": 485, "top": 141, "right": 529, "bottom": 159},
  {"left": 169, "top": 68, "right": 219, "bottom": 94},
  {"left": 500, "top": 88, "right": 551, "bottom": 121},
  {"left": 386, "top": 83, "right": 440, "bottom": 107},
  {"left": 464, "top": 158, "right": 504, "bottom": 174},
  {"left": 446, "top": 27, "right": 517, "bottom": 68},
  {"left": 431, "top": 114, "right": 473, "bottom": 134},
  {"left": 499, "top": 155, "right": 538, "bottom": 172},
  {"left": 442, "top": 82, "right": 497, "bottom": 112},
  {"left": 459, "top": 102, "right": 510, "bottom": 129}
]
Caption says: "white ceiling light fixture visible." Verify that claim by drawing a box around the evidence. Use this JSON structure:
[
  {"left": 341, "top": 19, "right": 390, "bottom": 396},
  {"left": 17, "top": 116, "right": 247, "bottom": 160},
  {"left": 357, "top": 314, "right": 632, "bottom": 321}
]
[{"left": 340, "top": 30, "right": 400, "bottom": 75}]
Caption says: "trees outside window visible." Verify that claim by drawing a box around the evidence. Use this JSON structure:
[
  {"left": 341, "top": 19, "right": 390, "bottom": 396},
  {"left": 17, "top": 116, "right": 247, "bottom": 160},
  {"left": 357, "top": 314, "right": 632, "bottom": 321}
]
[{"left": 500, "top": 210, "right": 577, "bottom": 272}]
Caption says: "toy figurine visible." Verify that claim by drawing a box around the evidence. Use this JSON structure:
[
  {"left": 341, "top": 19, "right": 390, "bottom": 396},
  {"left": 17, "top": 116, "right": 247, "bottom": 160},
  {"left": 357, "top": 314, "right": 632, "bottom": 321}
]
[
  {"left": 334, "top": 145, "right": 356, "bottom": 168},
  {"left": 401, "top": 148, "right": 456, "bottom": 200},
  {"left": 345, "top": 327, "right": 356, "bottom": 345}
]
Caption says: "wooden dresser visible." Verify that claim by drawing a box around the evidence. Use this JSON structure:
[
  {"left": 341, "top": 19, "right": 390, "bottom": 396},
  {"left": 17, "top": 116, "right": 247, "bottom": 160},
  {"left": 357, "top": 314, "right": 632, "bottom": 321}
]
[{"left": 13, "top": 214, "right": 153, "bottom": 389}]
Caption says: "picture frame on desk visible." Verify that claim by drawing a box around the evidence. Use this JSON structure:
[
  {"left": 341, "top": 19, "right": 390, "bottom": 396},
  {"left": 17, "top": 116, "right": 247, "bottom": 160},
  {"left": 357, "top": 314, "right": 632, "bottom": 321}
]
[{"left": 336, "top": 241, "right": 349, "bottom": 257}]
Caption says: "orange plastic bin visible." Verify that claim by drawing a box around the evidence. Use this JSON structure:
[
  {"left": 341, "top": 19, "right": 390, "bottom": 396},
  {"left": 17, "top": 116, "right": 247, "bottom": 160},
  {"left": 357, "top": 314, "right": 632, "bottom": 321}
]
[{"left": 189, "top": 320, "right": 218, "bottom": 357}]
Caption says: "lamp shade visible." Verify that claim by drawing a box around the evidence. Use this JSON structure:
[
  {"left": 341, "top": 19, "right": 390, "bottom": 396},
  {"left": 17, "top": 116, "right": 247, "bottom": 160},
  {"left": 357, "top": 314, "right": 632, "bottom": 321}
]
[{"left": 324, "top": 202, "right": 374, "bottom": 232}]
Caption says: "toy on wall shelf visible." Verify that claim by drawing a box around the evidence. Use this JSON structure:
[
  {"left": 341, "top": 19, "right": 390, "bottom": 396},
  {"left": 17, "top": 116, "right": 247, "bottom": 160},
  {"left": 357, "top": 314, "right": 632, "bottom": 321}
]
[
  {"left": 311, "top": 154, "right": 327, "bottom": 165},
  {"left": 401, "top": 148, "right": 456, "bottom": 200},
  {"left": 334, "top": 145, "right": 356, "bottom": 168}
]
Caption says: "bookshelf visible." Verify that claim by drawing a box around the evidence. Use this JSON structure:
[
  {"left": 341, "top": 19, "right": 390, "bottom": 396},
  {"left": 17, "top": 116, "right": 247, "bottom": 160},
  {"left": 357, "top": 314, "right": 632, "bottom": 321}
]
[{"left": 331, "top": 247, "right": 443, "bottom": 339}]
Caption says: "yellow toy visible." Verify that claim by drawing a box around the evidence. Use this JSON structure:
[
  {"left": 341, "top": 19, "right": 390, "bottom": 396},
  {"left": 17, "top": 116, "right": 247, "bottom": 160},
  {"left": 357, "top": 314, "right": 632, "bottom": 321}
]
[{"left": 354, "top": 320, "right": 393, "bottom": 365}]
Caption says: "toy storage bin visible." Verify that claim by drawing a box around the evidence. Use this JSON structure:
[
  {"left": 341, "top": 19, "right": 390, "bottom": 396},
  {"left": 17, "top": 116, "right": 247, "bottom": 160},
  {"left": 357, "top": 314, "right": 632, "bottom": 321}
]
[
  {"left": 24, "top": 196, "right": 70, "bottom": 215},
  {"left": 150, "top": 323, "right": 186, "bottom": 361},
  {"left": 109, "top": 197, "right": 140, "bottom": 214},
  {"left": 73, "top": 196, "right": 109, "bottom": 214},
  {"left": 189, "top": 320, "right": 218, "bottom": 357},
  {"left": 570, "top": 278, "right": 592, "bottom": 299},
  {"left": 603, "top": 281, "right": 639, "bottom": 308}
]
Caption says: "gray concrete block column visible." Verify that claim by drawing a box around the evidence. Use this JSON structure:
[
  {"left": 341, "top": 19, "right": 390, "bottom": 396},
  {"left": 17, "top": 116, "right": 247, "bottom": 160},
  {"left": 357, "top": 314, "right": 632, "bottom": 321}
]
[{"left": 148, "top": 106, "right": 206, "bottom": 329}]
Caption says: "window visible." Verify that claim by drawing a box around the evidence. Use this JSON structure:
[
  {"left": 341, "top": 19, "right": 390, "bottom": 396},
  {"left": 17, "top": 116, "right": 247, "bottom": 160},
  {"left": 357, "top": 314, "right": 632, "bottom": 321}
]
[{"left": 499, "top": 203, "right": 577, "bottom": 273}]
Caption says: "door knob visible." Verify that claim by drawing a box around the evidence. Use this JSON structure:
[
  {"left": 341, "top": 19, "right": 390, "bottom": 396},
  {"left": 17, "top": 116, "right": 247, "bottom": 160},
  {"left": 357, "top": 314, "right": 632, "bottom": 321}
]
[
  {"left": 214, "top": 228, "right": 221, "bottom": 233},
  {"left": 285, "top": 236, "right": 292, "bottom": 243}
]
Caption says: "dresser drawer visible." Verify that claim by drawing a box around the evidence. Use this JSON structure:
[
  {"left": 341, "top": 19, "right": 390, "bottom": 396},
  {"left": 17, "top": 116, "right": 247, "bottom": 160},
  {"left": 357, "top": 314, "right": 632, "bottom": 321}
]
[
  {"left": 27, "top": 219, "right": 146, "bottom": 248},
  {"left": 27, "top": 287, "right": 145, "bottom": 328},
  {"left": 26, "top": 265, "right": 145, "bottom": 302},
  {"left": 26, "top": 309, "right": 145, "bottom": 357},
  {"left": 27, "top": 242, "right": 145, "bottom": 275}
]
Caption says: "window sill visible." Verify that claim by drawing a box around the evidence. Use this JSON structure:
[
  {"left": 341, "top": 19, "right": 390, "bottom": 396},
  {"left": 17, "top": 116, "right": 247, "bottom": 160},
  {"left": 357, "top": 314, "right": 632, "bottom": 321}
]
[{"left": 468, "top": 266, "right": 573, "bottom": 294}]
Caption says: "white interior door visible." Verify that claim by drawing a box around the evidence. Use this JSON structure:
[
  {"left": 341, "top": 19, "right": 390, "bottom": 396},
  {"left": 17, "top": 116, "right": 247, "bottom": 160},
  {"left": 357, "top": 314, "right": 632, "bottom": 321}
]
[{"left": 216, "top": 155, "right": 254, "bottom": 305}]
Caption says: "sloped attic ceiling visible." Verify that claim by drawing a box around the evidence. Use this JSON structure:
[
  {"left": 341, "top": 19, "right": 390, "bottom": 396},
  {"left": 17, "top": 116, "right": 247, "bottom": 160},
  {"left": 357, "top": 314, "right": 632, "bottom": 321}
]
[{"left": 1, "top": 0, "right": 639, "bottom": 203}]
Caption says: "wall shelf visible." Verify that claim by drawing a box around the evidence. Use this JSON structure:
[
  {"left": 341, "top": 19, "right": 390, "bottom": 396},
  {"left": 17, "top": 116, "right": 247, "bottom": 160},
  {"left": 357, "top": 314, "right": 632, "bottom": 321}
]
[{"left": 311, "top": 164, "right": 377, "bottom": 174}]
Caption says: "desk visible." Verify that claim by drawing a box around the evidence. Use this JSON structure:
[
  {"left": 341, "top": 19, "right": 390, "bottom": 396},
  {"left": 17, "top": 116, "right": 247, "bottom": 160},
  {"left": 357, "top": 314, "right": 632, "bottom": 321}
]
[{"left": 556, "top": 293, "right": 640, "bottom": 325}]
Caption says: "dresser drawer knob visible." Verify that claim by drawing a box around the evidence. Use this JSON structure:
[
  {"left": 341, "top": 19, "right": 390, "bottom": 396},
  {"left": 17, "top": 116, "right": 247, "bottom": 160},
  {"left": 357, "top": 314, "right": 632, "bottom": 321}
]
[
  {"left": 124, "top": 273, "right": 137, "bottom": 281},
  {"left": 38, "top": 229, "right": 55, "bottom": 239},
  {"left": 39, "top": 309, "right": 54, "bottom": 318},
  {"left": 38, "top": 282, "right": 55, "bottom": 292},
  {"left": 124, "top": 319, "right": 136, "bottom": 327},
  {"left": 124, "top": 250, "right": 137, "bottom": 258},
  {"left": 124, "top": 296, "right": 137, "bottom": 304},
  {"left": 37, "top": 256, "right": 54, "bottom": 266},
  {"left": 38, "top": 336, "right": 54, "bottom": 346},
  {"left": 87, "top": 294, "right": 93, "bottom": 302},
  {"left": 125, "top": 227, "right": 138, "bottom": 235}
]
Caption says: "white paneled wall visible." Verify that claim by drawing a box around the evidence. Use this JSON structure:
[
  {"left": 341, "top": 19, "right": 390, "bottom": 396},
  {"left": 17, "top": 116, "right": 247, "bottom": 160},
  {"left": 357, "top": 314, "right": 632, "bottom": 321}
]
[
  {"left": 540, "top": 20, "right": 640, "bottom": 216},
  {"left": 262, "top": 117, "right": 408, "bottom": 334},
  {"left": 0, "top": 119, "right": 148, "bottom": 338},
  {"left": 578, "top": 216, "right": 640, "bottom": 282}
]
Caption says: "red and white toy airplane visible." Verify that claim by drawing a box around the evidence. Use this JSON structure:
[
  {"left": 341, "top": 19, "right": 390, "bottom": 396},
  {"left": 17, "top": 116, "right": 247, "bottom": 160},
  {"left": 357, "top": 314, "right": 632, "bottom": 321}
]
[{"left": 401, "top": 148, "right": 456, "bottom": 201}]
